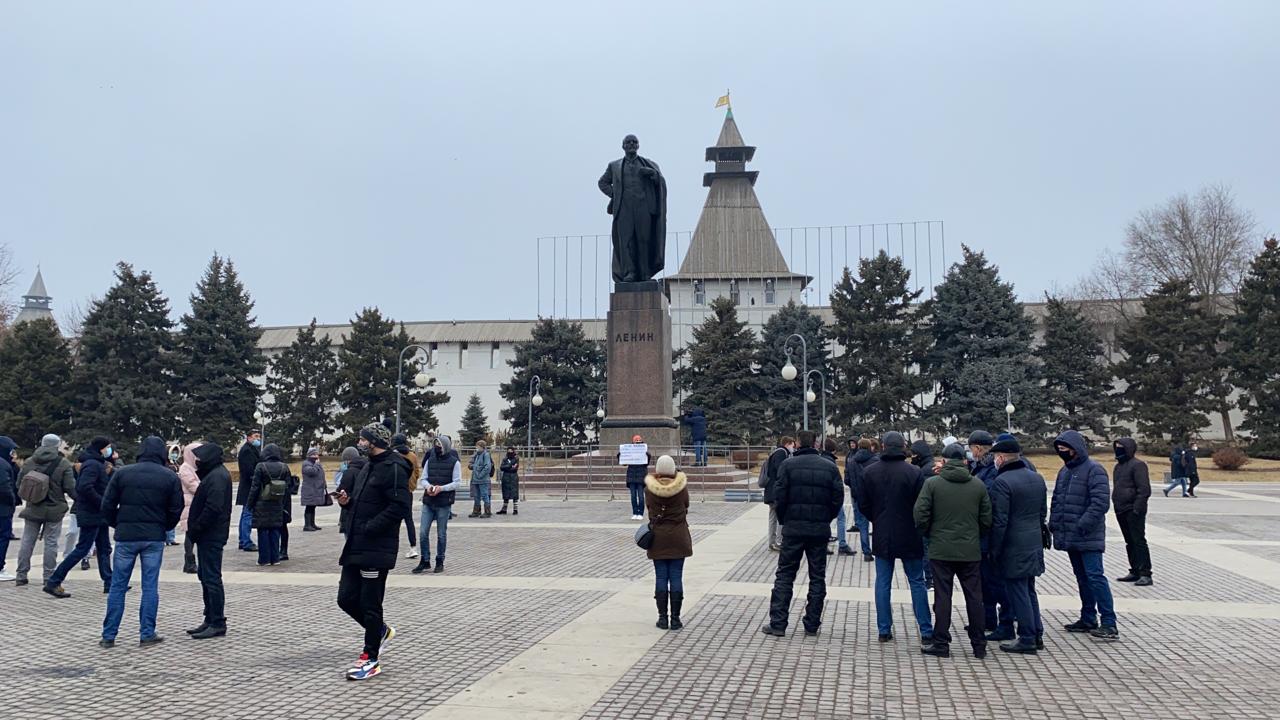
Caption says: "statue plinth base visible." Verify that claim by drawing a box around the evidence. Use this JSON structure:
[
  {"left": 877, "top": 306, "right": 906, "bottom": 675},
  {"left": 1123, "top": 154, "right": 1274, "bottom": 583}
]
[{"left": 600, "top": 284, "right": 678, "bottom": 457}]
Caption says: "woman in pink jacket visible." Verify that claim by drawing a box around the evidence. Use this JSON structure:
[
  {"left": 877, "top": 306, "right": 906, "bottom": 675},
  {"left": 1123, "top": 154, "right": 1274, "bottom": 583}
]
[{"left": 179, "top": 441, "right": 204, "bottom": 574}]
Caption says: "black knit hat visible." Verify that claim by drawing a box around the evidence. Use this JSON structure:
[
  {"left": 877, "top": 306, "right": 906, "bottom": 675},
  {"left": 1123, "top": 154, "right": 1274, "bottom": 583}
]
[
  {"left": 968, "top": 430, "right": 994, "bottom": 447},
  {"left": 360, "top": 422, "right": 393, "bottom": 449},
  {"left": 991, "top": 436, "right": 1021, "bottom": 454},
  {"left": 942, "top": 443, "right": 966, "bottom": 460},
  {"left": 88, "top": 436, "right": 113, "bottom": 453}
]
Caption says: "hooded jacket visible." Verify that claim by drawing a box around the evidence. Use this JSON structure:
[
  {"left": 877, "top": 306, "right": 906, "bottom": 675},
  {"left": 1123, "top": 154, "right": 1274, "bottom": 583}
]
[
  {"left": 73, "top": 450, "right": 111, "bottom": 526},
  {"left": 909, "top": 440, "right": 938, "bottom": 480},
  {"left": 17, "top": 445, "right": 77, "bottom": 523},
  {"left": 774, "top": 447, "right": 845, "bottom": 540},
  {"left": 1049, "top": 430, "right": 1110, "bottom": 553},
  {"left": 1169, "top": 446, "right": 1187, "bottom": 479},
  {"left": 857, "top": 432, "right": 925, "bottom": 559},
  {"left": 102, "top": 436, "right": 184, "bottom": 542},
  {"left": 178, "top": 442, "right": 202, "bottom": 530},
  {"left": 500, "top": 451, "right": 520, "bottom": 500},
  {"left": 0, "top": 436, "right": 17, "bottom": 508},
  {"left": 187, "top": 443, "right": 232, "bottom": 544},
  {"left": 247, "top": 443, "right": 294, "bottom": 530},
  {"left": 845, "top": 448, "right": 877, "bottom": 505},
  {"left": 423, "top": 435, "right": 461, "bottom": 507},
  {"left": 339, "top": 448, "right": 412, "bottom": 569},
  {"left": 682, "top": 409, "right": 708, "bottom": 443},
  {"left": 644, "top": 472, "right": 693, "bottom": 559},
  {"left": 236, "top": 440, "right": 261, "bottom": 506},
  {"left": 913, "top": 458, "right": 992, "bottom": 562},
  {"left": 1111, "top": 438, "right": 1151, "bottom": 515},
  {"left": 469, "top": 448, "right": 494, "bottom": 483},
  {"left": 989, "top": 458, "right": 1048, "bottom": 579}
]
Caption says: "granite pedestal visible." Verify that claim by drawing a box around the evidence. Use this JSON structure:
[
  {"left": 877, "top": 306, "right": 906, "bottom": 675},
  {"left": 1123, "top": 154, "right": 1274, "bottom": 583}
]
[{"left": 600, "top": 281, "right": 679, "bottom": 456}]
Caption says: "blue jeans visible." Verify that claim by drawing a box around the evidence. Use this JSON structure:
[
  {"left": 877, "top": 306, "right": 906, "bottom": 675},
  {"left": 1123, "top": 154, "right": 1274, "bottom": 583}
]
[
  {"left": 1164, "top": 476, "right": 1188, "bottom": 496},
  {"left": 238, "top": 506, "right": 254, "bottom": 548},
  {"left": 874, "top": 556, "right": 934, "bottom": 636},
  {"left": 851, "top": 504, "right": 871, "bottom": 554},
  {"left": 0, "top": 510, "right": 12, "bottom": 572},
  {"left": 1068, "top": 550, "right": 1117, "bottom": 627},
  {"left": 165, "top": 528, "right": 176, "bottom": 543},
  {"left": 834, "top": 506, "right": 850, "bottom": 550},
  {"left": 628, "top": 483, "right": 644, "bottom": 516},
  {"left": 654, "top": 558, "right": 685, "bottom": 593},
  {"left": 257, "top": 528, "right": 281, "bottom": 564},
  {"left": 420, "top": 504, "right": 451, "bottom": 562},
  {"left": 49, "top": 523, "right": 112, "bottom": 587},
  {"left": 471, "top": 481, "right": 491, "bottom": 504},
  {"left": 1005, "top": 576, "right": 1043, "bottom": 641},
  {"left": 693, "top": 441, "right": 707, "bottom": 466},
  {"left": 102, "top": 540, "right": 164, "bottom": 641}
]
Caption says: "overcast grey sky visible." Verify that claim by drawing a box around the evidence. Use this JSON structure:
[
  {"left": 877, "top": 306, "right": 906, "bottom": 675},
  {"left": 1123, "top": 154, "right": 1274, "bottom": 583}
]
[{"left": 3, "top": 1, "right": 1277, "bottom": 327}]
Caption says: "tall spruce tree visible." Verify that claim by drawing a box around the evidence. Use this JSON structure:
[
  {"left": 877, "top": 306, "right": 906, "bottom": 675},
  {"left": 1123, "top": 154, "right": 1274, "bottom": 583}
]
[
  {"left": 500, "top": 318, "right": 605, "bottom": 446},
  {"left": 1226, "top": 237, "right": 1280, "bottom": 453},
  {"left": 675, "top": 296, "right": 767, "bottom": 444},
  {"left": 0, "top": 318, "right": 75, "bottom": 448},
  {"left": 72, "top": 263, "right": 177, "bottom": 456},
  {"left": 827, "top": 253, "right": 930, "bottom": 435},
  {"left": 459, "top": 393, "right": 491, "bottom": 446},
  {"left": 335, "top": 309, "right": 447, "bottom": 442},
  {"left": 175, "top": 255, "right": 265, "bottom": 446},
  {"left": 922, "top": 246, "right": 1041, "bottom": 436},
  {"left": 266, "top": 318, "right": 340, "bottom": 456},
  {"left": 752, "top": 301, "right": 829, "bottom": 437},
  {"left": 1113, "top": 278, "right": 1222, "bottom": 442},
  {"left": 1034, "top": 295, "right": 1113, "bottom": 437}
]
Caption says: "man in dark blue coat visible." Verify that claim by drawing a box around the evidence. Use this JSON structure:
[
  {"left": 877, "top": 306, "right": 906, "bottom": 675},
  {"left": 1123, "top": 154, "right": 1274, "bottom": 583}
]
[
  {"left": 969, "top": 429, "right": 1014, "bottom": 640},
  {"left": 682, "top": 408, "right": 708, "bottom": 467},
  {"left": 235, "top": 430, "right": 262, "bottom": 551},
  {"left": 1049, "top": 429, "right": 1119, "bottom": 641},
  {"left": 845, "top": 438, "right": 876, "bottom": 559},
  {"left": 761, "top": 430, "right": 843, "bottom": 637},
  {"left": 100, "top": 436, "right": 184, "bottom": 648},
  {"left": 45, "top": 436, "right": 116, "bottom": 597},
  {"left": 988, "top": 436, "right": 1047, "bottom": 654}
]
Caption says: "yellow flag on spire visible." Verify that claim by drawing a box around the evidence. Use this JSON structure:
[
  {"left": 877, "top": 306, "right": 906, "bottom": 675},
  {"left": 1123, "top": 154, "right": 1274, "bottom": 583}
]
[{"left": 715, "top": 91, "right": 731, "bottom": 109}]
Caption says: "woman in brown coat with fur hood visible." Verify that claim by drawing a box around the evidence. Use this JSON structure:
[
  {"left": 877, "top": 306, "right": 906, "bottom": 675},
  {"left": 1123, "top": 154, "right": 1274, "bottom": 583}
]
[{"left": 646, "top": 454, "right": 692, "bottom": 630}]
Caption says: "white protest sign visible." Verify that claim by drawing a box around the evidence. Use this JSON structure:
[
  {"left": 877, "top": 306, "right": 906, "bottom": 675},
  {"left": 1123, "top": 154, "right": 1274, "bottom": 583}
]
[{"left": 619, "top": 443, "right": 649, "bottom": 465}]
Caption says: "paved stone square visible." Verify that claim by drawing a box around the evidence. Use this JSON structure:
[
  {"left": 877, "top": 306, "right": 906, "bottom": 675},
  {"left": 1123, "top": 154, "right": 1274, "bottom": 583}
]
[{"left": 3, "top": 484, "right": 1279, "bottom": 719}]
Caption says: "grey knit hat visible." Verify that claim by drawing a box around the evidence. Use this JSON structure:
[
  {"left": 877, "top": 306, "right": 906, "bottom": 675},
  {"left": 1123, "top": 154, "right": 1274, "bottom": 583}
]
[
  {"left": 306, "top": 446, "right": 321, "bottom": 459},
  {"left": 41, "top": 433, "right": 61, "bottom": 448},
  {"left": 340, "top": 446, "right": 360, "bottom": 463}
]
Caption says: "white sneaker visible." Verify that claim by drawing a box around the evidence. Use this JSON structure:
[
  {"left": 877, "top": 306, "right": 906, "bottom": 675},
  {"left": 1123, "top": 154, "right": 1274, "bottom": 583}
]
[
  {"left": 0, "top": 571, "right": 14, "bottom": 582},
  {"left": 405, "top": 549, "right": 420, "bottom": 559}
]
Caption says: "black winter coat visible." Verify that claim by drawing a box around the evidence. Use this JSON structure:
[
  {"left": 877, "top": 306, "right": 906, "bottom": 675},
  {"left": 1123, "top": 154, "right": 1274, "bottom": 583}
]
[
  {"left": 188, "top": 443, "right": 232, "bottom": 544},
  {"left": 236, "top": 441, "right": 261, "bottom": 506},
  {"left": 1112, "top": 438, "right": 1151, "bottom": 515},
  {"left": 910, "top": 440, "right": 937, "bottom": 479},
  {"left": 774, "top": 448, "right": 843, "bottom": 539},
  {"left": 988, "top": 459, "right": 1047, "bottom": 579},
  {"left": 762, "top": 447, "right": 790, "bottom": 505},
  {"left": 846, "top": 449, "right": 877, "bottom": 503},
  {"left": 339, "top": 449, "right": 412, "bottom": 569},
  {"left": 73, "top": 452, "right": 111, "bottom": 526},
  {"left": 247, "top": 445, "right": 294, "bottom": 530},
  {"left": 102, "top": 437, "right": 184, "bottom": 542},
  {"left": 858, "top": 448, "right": 925, "bottom": 560},
  {"left": 0, "top": 436, "right": 16, "bottom": 509},
  {"left": 337, "top": 458, "right": 368, "bottom": 534}
]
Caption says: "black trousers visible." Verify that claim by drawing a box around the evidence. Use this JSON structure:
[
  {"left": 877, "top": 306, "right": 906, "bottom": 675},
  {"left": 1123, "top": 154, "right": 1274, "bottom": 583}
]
[
  {"left": 930, "top": 559, "right": 985, "bottom": 650},
  {"left": 279, "top": 523, "right": 289, "bottom": 555},
  {"left": 768, "top": 534, "right": 829, "bottom": 632},
  {"left": 183, "top": 535, "right": 196, "bottom": 568},
  {"left": 1188, "top": 472, "right": 1200, "bottom": 494},
  {"left": 404, "top": 515, "right": 416, "bottom": 547},
  {"left": 980, "top": 554, "right": 1013, "bottom": 632},
  {"left": 338, "top": 565, "right": 389, "bottom": 659},
  {"left": 1117, "top": 510, "right": 1152, "bottom": 577},
  {"left": 304, "top": 506, "right": 316, "bottom": 528},
  {"left": 195, "top": 540, "right": 226, "bottom": 627}
]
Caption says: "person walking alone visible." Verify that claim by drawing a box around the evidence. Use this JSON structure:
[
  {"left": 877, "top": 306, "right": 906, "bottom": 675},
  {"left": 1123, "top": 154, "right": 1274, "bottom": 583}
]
[
  {"left": 914, "top": 443, "right": 992, "bottom": 659},
  {"left": 185, "top": 442, "right": 232, "bottom": 639},
  {"left": 988, "top": 435, "right": 1048, "bottom": 654},
  {"left": 497, "top": 447, "right": 520, "bottom": 515},
  {"left": 760, "top": 431, "right": 843, "bottom": 638},
  {"left": 44, "top": 436, "right": 115, "bottom": 598},
  {"left": 468, "top": 440, "right": 494, "bottom": 518},
  {"left": 246, "top": 444, "right": 293, "bottom": 566},
  {"left": 15, "top": 434, "right": 76, "bottom": 588},
  {"left": 858, "top": 431, "right": 934, "bottom": 644},
  {"left": 235, "top": 430, "right": 262, "bottom": 552},
  {"left": 646, "top": 455, "right": 692, "bottom": 630},
  {"left": 335, "top": 422, "right": 412, "bottom": 681},
  {"left": 1050, "top": 430, "right": 1119, "bottom": 641},
  {"left": 1112, "top": 438, "right": 1153, "bottom": 586},
  {"left": 100, "top": 436, "right": 184, "bottom": 648},
  {"left": 300, "top": 447, "right": 328, "bottom": 531}
]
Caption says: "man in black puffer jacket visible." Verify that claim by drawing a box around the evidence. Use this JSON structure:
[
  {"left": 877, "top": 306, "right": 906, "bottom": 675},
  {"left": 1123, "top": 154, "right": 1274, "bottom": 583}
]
[
  {"left": 45, "top": 436, "right": 116, "bottom": 597},
  {"left": 186, "top": 442, "right": 233, "bottom": 639},
  {"left": 761, "top": 431, "right": 843, "bottom": 638},
  {"left": 1112, "top": 438, "right": 1152, "bottom": 586},
  {"left": 336, "top": 423, "right": 412, "bottom": 681},
  {"left": 100, "top": 436, "right": 184, "bottom": 648}
]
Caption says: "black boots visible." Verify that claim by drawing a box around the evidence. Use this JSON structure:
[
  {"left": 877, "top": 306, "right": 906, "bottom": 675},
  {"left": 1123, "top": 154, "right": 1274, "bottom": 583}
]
[
  {"left": 183, "top": 558, "right": 197, "bottom": 574},
  {"left": 655, "top": 591, "right": 669, "bottom": 629},
  {"left": 496, "top": 503, "right": 508, "bottom": 515},
  {"left": 669, "top": 592, "right": 684, "bottom": 630},
  {"left": 191, "top": 625, "right": 226, "bottom": 640},
  {"left": 1116, "top": 573, "right": 1140, "bottom": 582},
  {"left": 412, "top": 560, "right": 432, "bottom": 574},
  {"left": 483, "top": 503, "right": 492, "bottom": 518},
  {"left": 468, "top": 503, "right": 481, "bottom": 518}
]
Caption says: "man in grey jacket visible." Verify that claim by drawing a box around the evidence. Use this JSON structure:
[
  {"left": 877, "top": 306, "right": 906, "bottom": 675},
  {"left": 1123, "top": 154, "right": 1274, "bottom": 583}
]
[{"left": 14, "top": 434, "right": 76, "bottom": 587}]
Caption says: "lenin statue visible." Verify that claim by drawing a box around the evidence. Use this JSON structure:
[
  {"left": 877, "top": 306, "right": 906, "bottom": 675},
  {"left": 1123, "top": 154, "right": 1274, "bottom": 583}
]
[{"left": 598, "top": 134, "right": 667, "bottom": 283}]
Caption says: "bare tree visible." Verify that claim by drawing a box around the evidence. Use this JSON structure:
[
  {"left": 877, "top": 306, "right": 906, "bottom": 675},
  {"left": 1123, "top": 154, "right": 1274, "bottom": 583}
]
[{"left": 0, "top": 243, "right": 19, "bottom": 328}]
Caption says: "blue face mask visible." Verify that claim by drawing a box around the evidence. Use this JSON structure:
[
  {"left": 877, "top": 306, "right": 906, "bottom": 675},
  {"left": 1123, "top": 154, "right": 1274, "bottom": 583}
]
[
  {"left": 103, "top": 447, "right": 113, "bottom": 458},
  {"left": 339, "top": 462, "right": 348, "bottom": 471},
  {"left": 250, "top": 439, "right": 262, "bottom": 448}
]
